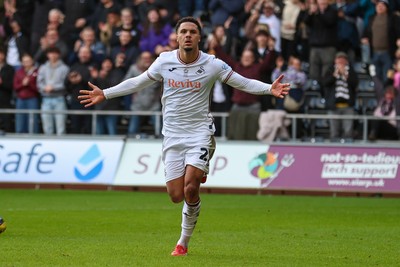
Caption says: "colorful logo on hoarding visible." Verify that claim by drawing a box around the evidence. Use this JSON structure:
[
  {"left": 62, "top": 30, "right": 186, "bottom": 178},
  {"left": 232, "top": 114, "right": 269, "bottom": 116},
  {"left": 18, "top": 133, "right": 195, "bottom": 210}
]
[
  {"left": 74, "top": 144, "right": 104, "bottom": 181},
  {"left": 249, "top": 151, "right": 295, "bottom": 187},
  {"left": 249, "top": 152, "right": 279, "bottom": 179}
]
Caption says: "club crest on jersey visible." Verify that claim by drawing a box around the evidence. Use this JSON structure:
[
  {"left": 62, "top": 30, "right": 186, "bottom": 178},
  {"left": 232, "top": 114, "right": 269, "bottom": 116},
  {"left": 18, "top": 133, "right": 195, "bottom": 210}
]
[
  {"left": 168, "top": 79, "right": 201, "bottom": 89},
  {"left": 196, "top": 66, "right": 205, "bottom": 75}
]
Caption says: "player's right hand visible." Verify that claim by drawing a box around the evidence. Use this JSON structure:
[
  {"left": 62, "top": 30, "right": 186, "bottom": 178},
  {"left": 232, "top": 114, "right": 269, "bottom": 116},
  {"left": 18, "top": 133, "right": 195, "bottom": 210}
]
[{"left": 78, "top": 82, "right": 106, "bottom": 108}]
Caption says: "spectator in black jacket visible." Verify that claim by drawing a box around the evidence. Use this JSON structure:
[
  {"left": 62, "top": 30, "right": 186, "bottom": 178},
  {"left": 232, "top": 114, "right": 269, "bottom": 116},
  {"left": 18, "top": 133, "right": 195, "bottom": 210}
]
[
  {"left": 0, "top": 48, "right": 15, "bottom": 133},
  {"left": 304, "top": 0, "right": 338, "bottom": 87},
  {"left": 65, "top": 46, "right": 96, "bottom": 134},
  {"left": 4, "top": 18, "right": 30, "bottom": 70},
  {"left": 61, "top": 0, "right": 96, "bottom": 49},
  {"left": 109, "top": 28, "right": 140, "bottom": 74},
  {"left": 323, "top": 52, "right": 358, "bottom": 140},
  {"left": 3, "top": 0, "right": 35, "bottom": 39},
  {"left": 89, "top": 0, "right": 122, "bottom": 35}
]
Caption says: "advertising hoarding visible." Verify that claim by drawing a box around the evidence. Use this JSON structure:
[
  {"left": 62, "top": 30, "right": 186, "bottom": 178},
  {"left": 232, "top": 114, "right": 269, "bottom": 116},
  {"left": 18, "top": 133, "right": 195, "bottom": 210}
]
[
  {"left": 0, "top": 138, "right": 123, "bottom": 184},
  {"left": 114, "top": 140, "right": 400, "bottom": 193}
]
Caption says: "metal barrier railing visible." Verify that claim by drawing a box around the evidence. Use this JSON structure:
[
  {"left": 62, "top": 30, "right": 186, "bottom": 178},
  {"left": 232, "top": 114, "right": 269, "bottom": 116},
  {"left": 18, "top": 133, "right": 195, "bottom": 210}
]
[{"left": 0, "top": 108, "right": 399, "bottom": 142}]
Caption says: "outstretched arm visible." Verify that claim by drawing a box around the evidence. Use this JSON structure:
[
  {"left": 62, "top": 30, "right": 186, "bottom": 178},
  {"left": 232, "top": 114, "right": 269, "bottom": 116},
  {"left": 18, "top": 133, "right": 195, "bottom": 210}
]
[
  {"left": 225, "top": 71, "right": 290, "bottom": 98},
  {"left": 78, "top": 71, "right": 158, "bottom": 108}
]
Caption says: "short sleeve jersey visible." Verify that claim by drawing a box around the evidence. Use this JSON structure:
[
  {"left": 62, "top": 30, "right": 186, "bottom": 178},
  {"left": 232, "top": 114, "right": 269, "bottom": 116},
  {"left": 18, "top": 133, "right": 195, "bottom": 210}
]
[{"left": 147, "top": 50, "right": 233, "bottom": 137}]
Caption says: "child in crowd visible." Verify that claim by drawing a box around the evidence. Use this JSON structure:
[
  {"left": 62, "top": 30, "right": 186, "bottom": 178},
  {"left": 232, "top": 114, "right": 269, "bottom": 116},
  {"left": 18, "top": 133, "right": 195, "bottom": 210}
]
[{"left": 271, "top": 55, "right": 307, "bottom": 112}]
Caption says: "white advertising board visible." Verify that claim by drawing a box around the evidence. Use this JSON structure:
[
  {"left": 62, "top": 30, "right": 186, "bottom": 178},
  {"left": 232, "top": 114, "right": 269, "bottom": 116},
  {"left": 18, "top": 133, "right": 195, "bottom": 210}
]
[
  {"left": 113, "top": 139, "right": 265, "bottom": 188},
  {"left": 0, "top": 138, "right": 124, "bottom": 184}
]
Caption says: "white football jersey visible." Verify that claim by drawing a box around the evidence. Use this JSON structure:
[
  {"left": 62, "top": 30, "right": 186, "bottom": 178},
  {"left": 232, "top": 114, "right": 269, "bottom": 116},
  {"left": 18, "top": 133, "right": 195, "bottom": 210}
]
[
  {"left": 147, "top": 50, "right": 233, "bottom": 137},
  {"left": 103, "top": 49, "right": 272, "bottom": 137}
]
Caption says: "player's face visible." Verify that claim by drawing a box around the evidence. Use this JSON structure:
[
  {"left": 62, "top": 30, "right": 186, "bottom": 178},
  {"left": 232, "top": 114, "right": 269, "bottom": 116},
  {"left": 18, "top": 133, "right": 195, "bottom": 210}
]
[{"left": 177, "top": 22, "right": 201, "bottom": 52}]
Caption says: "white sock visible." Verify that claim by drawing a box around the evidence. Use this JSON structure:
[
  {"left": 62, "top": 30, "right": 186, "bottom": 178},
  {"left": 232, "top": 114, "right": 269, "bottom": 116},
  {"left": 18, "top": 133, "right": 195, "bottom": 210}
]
[{"left": 177, "top": 199, "right": 201, "bottom": 248}]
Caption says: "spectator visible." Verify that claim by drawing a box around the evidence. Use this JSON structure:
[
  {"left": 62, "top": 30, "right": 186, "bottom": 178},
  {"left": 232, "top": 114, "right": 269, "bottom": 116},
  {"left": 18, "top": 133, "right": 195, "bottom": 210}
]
[
  {"left": 4, "top": 18, "right": 30, "bottom": 70},
  {"left": 62, "top": 0, "right": 96, "bottom": 49},
  {"left": 30, "top": 0, "right": 63, "bottom": 54},
  {"left": 358, "top": 0, "right": 376, "bottom": 70},
  {"left": 47, "top": 8, "right": 65, "bottom": 33},
  {"left": 245, "top": 29, "right": 278, "bottom": 110},
  {"left": 280, "top": 0, "right": 302, "bottom": 61},
  {"left": 152, "top": 0, "right": 179, "bottom": 25},
  {"left": 304, "top": 0, "right": 338, "bottom": 86},
  {"left": 242, "top": 0, "right": 263, "bottom": 24},
  {"left": 294, "top": 0, "right": 311, "bottom": 62},
  {"left": 368, "top": 85, "right": 398, "bottom": 140},
  {"left": 361, "top": 0, "right": 400, "bottom": 84},
  {"left": 246, "top": 29, "right": 276, "bottom": 72},
  {"left": 93, "top": 57, "right": 125, "bottom": 135},
  {"left": 138, "top": 7, "right": 173, "bottom": 54},
  {"left": 155, "top": 32, "right": 178, "bottom": 56},
  {"left": 89, "top": 0, "right": 122, "bottom": 32},
  {"left": 272, "top": 55, "right": 307, "bottom": 112},
  {"left": 257, "top": 0, "right": 281, "bottom": 52},
  {"left": 34, "top": 29, "right": 69, "bottom": 65},
  {"left": 13, "top": 53, "right": 40, "bottom": 134},
  {"left": 208, "top": 0, "right": 244, "bottom": 38},
  {"left": 127, "top": 0, "right": 158, "bottom": 24},
  {"left": 243, "top": 0, "right": 271, "bottom": 43},
  {"left": 205, "top": 24, "right": 236, "bottom": 60},
  {"left": 358, "top": 0, "right": 376, "bottom": 31},
  {"left": 116, "top": 7, "right": 141, "bottom": 47},
  {"left": 334, "top": 0, "right": 360, "bottom": 64},
  {"left": 124, "top": 51, "right": 161, "bottom": 135},
  {"left": 70, "top": 26, "right": 106, "bottom": 65},
  {"left": 3, "top": 0, "right": 35, "bottom": 38},
  {"left": 323, "top": 52, "right": 359, "bottom": 141},
  {"left": 110, "top": 28, "right": 140, "bottom": 73},
  {"left": 0, "top": 48, "right": 15, "bottom": 133},
  {"left": 210, "top": 36, "right": 276, "bottom": 112},
  {"left": 99, "top": 6, "right": 122, "bottom": 50},
  {"left": 37, "top": 47, "right": 69, "bottom": 135},
  {"left": 178, "top": 0, "right": 206, "bottom": 18},
  {"left": 211, "top": 45, "right": 274, "bottom": 140},
  {"left": 65, "top": 46, "right": 96, "bottom": 134}
]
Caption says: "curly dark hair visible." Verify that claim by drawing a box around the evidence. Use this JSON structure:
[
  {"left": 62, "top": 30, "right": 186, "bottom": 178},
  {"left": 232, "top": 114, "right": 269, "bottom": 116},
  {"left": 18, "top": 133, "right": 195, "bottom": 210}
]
[{"left": 175, "top": 17, "right": 202, "bottom": 36}]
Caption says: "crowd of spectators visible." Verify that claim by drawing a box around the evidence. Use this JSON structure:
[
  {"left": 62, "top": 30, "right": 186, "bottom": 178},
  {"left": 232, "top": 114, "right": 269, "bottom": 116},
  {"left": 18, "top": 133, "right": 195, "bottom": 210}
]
[{"left": 0, "top": 0, "right": 399, "bottom": 141}]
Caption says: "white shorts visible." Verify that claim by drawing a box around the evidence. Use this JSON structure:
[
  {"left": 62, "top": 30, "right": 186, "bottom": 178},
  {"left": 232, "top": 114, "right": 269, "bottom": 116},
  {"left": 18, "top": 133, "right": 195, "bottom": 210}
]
[{"left": 162, "top": 135, "right": 216, "bottom": 182}]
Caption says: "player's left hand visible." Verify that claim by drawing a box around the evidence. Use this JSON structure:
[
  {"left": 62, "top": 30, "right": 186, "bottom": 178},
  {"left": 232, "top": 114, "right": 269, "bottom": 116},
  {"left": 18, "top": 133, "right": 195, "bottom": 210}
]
[
  {"left": 270, "top": 74, "right": 290, "bottom": 98},
  {"left": 78, "top": 82, "right": 106, "bottom": 107}
]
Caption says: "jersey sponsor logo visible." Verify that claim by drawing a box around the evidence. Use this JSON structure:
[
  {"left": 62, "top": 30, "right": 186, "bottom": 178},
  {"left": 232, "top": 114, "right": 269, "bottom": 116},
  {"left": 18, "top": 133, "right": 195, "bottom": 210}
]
[{"left": 167, "top": 79, "right": 201, "bottom": 89}]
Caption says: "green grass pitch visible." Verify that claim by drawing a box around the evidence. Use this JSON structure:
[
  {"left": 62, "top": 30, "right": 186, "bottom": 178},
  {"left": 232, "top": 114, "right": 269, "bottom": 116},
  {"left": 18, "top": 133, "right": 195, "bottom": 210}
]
[{"left": 0, "top": 189, "right": 399, "bottom": 266}]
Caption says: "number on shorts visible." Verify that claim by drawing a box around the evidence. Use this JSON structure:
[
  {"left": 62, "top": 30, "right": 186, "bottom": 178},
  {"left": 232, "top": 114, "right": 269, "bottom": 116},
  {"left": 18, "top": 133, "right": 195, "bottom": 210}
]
[{"left": 199, "top": 148, "right": 208, "bottom": 162}]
